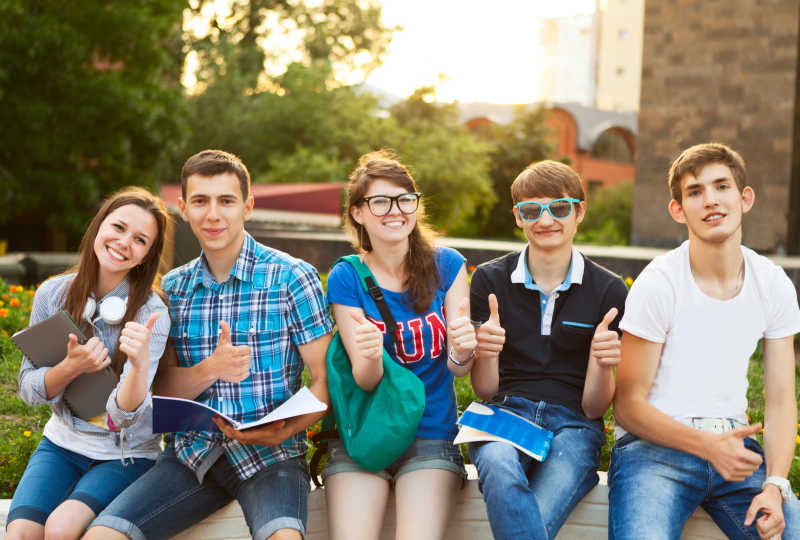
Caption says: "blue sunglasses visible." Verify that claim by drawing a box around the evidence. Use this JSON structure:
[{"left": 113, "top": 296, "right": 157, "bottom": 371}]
[{"left": 516, "top": 198, "right": 581, "bottom": 222}]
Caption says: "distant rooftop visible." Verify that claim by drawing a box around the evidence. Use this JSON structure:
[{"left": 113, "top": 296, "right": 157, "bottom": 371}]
[
  {"left": 160, "top": 183, "right": 344, "bottom": 230},
  {"left": 457, "top": 101, "right": 638, "bottom": 152}
]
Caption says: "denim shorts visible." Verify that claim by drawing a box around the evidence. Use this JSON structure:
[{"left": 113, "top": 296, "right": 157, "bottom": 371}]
[
  {"left": 90, "top": 444, "right": 309, "bottom": 540},
  {"left": 7, "top": 436, "right": 154, "bottom": 527},
  {"left": 322, "top": 437, "right": 466, "bottom": 484}
]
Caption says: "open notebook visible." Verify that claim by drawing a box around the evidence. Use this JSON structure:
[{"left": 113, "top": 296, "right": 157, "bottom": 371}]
[{"left": 152, "top": 387, "right": 328, "bottom": 433}]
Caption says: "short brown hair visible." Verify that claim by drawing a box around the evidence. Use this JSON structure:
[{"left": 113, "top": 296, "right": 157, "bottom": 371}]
[
  {"left": 668, "top": 143, "right": 746, "bottom": 203},
  {"left": 510, "top": 160, "right": 585, "bottom": 204},
  {"left": 181, "top": 150, "right": 250, "bottom": 199}
]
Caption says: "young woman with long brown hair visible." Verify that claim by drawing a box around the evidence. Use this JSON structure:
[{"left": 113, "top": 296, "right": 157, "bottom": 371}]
[
  {"left": 323, "top": 151, "right": 478, "bottom": 540},
  {"left": 7, "top": 187, "right": 171, "bottom": 540}
]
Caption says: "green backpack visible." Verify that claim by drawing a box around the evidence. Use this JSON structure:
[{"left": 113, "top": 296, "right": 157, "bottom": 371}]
[{"left": 313, "top": 255, "right": 425, "bottom": 478}]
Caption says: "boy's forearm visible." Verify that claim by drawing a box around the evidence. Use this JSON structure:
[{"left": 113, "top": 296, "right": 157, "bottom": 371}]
[
  {"left": 153, "top": 361, "right": 216, "bottom": 399},
  {"left": 581, "top": 362, "right": 614, "bottom": 420},
  {"left": 615, "top": 391, "right": 714, "bottom": 458},
  {"left": 470, "top": 354, "right": 499, "bottom": 401},
  {"left": 762, "top": 335, "right": 798, "bottom": 478}
]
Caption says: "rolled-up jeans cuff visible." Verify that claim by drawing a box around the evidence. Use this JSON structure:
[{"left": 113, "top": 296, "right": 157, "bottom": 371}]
[
  {"left": 254, "top": 516, "right": 305, "bottom": 540},
  {"left": 90, "top": 515, "right": 147, "bottom": 540}
]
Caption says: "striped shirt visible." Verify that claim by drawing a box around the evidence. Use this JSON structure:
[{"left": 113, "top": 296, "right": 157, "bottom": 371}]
[{"left": 162, "top": 232, "right": 332, "bottom": 481}]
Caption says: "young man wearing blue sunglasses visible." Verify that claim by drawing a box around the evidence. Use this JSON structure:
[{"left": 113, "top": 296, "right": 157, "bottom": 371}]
[{"left": 468, "top": 160, "right": 628, "bottom": 540}]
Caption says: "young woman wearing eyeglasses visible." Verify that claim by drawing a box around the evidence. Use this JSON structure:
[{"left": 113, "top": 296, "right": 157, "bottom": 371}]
[
  {"left": 323, "top": 151, "right": 477, "bottom": 540},
  {"left": 7, "top": 187, "right": 170, "bottom": 540}
]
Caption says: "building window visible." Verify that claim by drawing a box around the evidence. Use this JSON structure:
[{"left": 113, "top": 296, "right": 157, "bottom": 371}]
[
  {"left": 616, "top": 66, "right": 625, "bottom": 76},
  {"left": 619, "top": 29, "right": 629, "bottom": 39},
  {"left": 591, "top": 131, "right": 634, "bottom": 163}
]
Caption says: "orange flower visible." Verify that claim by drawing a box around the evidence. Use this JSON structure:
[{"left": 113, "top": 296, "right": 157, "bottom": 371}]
[
  {"left": 0, "top": 308, "right": 7, "bottom": 317},
  {"left": 2, "top": 294, "right": 8, "bottom": 300},
  {"left": 9, "top": 285, "right": 18, "bottom": 293},
  {"left": 10, "top": 298, "right": 21, "bottom": 307}
]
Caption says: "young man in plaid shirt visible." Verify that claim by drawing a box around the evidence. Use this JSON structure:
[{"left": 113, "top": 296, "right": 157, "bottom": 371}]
[{"left": 85, "top": 150, "right": 333, "bottom": 540}]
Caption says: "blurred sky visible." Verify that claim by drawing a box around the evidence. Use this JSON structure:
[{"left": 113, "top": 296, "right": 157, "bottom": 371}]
[{"left": 365, "top": 0, "right": 596, "bottom": 104}]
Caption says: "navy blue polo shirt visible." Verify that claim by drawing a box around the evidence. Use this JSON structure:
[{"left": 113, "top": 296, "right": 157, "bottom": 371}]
[{"left": 470, "top": 246, "right": 628, "bottom": 419}]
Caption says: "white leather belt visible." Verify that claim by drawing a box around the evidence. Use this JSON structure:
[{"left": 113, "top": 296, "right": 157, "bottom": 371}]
[{"left": 682, "top": 417, "right": 747, "bottom": 434}]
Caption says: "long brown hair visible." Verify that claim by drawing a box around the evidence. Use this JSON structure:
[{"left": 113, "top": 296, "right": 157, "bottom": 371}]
[
  {"left": 345, "top": 151, "right": 439, "bottom": 313},
  {"left": 63, "top": 187, "right": 170, "bottom": 375}
]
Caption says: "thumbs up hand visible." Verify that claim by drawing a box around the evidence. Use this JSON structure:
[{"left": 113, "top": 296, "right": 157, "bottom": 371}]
[
  {"left": 349, "top": 310, "right": 384, "bottom": 364},
  {"left": 209, "top": 321, "right": 251, "bottom": 383},
  {"left": 589, "top": 307, "right": 621, "bottom": 367},
  {"left": 119, "top": 312, "right": 162, "bottom": 371},
  {"left": 476, "top": 294, "right": 505, "bottom": 361},
  {"left": 447, "top": 297, "right": 477, "bottom": 365}
]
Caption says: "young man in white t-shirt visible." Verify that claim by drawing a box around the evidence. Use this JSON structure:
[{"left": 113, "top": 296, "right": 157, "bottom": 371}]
[{"left": 610, "top": 142, "right": 800, "bottom": 539}]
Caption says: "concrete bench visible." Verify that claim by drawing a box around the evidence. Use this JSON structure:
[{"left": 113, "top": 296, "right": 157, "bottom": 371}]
[{"left": 0, "top": 469, "right": 726, "bottom": 539}]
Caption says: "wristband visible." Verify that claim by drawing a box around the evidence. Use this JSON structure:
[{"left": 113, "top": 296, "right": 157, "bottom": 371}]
[
  {"left": 762, "top": 476, "right": 792, "bottom": 502},
  {"left": 448, "top": 347, "right": 475, "bottom": 366}
]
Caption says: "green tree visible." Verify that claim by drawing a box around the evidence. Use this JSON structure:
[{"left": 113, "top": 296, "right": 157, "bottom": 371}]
[
  {"left": 0, "top": 1, "right": 186, "bottom": 243},
  {"left": 178, "top": 59, "right": 387, "bottom": 184},
  {"left": 383, "top": 87, "right": 494, "bottom": 235},
  {"left": 187, "top": 0, "right": 394, "bottom": 88},
  {"left": 575, "top": 182, "right": 633, "bottom": 245},
  {"left": 173, "top": 0, "right": 396, "bottom": 186}
]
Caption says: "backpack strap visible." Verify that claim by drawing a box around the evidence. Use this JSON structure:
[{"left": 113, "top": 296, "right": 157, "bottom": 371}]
[{"left": 333, "top": 255, "right": 405, "bottom": 365}]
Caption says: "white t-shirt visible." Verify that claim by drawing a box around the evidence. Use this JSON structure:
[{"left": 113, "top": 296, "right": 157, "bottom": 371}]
[{"left": 618, "top": 241, "right": 800, "bottom": 436}]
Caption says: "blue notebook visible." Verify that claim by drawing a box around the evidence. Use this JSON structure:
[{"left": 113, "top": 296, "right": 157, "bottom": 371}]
[
  {"left": 454, "top": 402, "right": 554, "bottom": 461},
  {"left": 152, "top": 387, "right": 327, "bottom": 434}
]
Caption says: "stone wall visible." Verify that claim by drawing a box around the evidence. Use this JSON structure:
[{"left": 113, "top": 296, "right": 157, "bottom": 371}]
[{"left": 632, "top": 0, "right": 800, "bottom": 254}]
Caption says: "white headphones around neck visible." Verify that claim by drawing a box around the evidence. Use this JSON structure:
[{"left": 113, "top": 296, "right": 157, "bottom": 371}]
[{"left": 83, "top": 296, "right": 128, "bottom": 327}]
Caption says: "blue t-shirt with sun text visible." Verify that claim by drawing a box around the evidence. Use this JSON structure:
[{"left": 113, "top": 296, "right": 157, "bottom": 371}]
[{"left": 327, "top": 246, "right": 465, "bottom": 440}]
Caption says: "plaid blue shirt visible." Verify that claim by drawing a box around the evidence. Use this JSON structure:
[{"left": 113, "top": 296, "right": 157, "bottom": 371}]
[{"left": 162, "top": 232, "right": 332, "bottom": 482}]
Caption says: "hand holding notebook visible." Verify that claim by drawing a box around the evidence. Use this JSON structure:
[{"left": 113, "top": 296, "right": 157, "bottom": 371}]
[{"left": 11, "top": 310, "right": 118, "bottom": 420}]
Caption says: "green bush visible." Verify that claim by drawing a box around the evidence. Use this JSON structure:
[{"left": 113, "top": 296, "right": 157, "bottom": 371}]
[
  {"left": 576, "top": 182, "right": 633, "bottom": 246},
  {"left": 0, "top": 279, "right": 50, "bottom": 498}
]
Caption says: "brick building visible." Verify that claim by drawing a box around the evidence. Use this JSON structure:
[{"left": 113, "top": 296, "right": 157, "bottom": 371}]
[
  {"left": 460, "top": 101, "right": 637, "bottom": 194},
  {"left": 632, "top": 0, "right": 800, "bottom": 254}
]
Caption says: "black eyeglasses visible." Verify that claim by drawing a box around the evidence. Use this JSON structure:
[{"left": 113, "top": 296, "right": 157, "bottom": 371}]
[{"left": 360, "top": 192, "right": 422, "bottom": 217}]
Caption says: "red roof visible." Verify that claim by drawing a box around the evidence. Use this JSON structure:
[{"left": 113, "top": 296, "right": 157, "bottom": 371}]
[{"left": 160, "top": 183, "right": 344, "bottom": 215}]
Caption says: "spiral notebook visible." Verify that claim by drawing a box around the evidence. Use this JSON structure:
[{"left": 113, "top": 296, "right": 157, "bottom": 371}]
[{"left": 11, "top": 310, "right": 118, "bottom": 420}]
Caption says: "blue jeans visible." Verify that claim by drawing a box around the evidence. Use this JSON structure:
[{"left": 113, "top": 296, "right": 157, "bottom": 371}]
[
  {"left": 468, "top": 397, "right": 605, "bottom": 540},
  {"left": 90, "top": 444, "right": 310, "bottom": 540},
  {"left": 7, "top": 436, "right": 154, "bottom": 527},
  {"left": 609, "top": 434, "right": 800, "bottom": 539}
]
